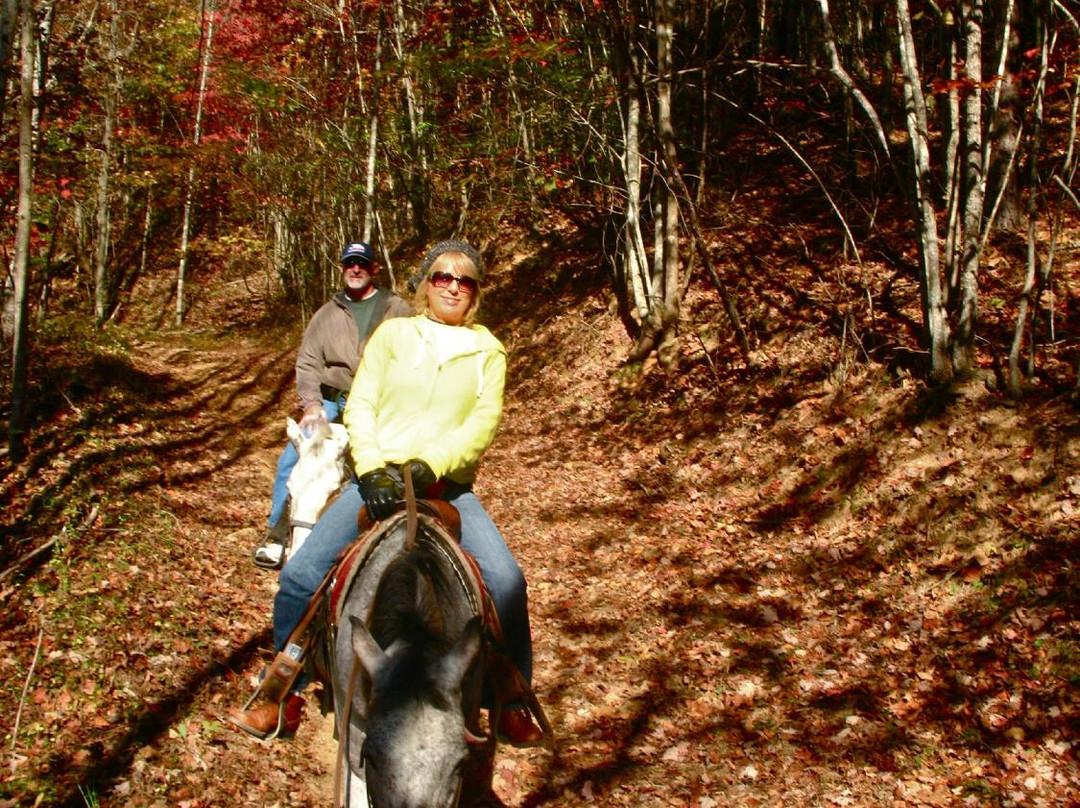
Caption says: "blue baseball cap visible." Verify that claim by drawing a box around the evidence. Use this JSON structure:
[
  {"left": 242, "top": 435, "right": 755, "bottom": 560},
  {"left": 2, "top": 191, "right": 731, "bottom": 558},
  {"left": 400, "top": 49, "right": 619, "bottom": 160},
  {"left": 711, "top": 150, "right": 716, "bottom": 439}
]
[{"left": 340, "top": 242, "right": 375, "bottom": 264}]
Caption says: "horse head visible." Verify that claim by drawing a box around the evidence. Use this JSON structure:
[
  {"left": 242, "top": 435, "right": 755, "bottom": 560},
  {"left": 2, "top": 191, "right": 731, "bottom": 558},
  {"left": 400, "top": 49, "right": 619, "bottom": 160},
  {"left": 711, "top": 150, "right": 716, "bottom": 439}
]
[
  {"left": 285, "top": 417, "right": 349, "bottom": 559},
  {"left": 349, "top": 613, "right": 483, "bottom": 808}
]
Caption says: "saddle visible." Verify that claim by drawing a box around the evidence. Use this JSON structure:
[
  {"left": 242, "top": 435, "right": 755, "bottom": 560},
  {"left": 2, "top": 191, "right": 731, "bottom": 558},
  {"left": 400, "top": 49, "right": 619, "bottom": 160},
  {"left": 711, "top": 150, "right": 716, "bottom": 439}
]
[
  {"left": 307, "top": 500, "right": 551, "bottom": 746},
  {"left": 327, "top": 500, "right": 461, "bottom": 618}
]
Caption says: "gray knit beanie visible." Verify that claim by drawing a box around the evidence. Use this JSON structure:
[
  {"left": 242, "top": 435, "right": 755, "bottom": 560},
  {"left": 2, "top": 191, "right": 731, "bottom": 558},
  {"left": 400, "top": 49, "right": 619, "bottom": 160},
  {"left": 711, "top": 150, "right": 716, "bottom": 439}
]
[{"left": 407, "top": 240, "right": 484, "bottom": 292}]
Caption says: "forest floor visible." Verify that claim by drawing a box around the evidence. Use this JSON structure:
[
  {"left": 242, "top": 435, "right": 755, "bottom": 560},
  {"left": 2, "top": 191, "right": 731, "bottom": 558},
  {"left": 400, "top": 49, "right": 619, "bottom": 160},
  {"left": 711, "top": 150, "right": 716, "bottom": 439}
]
[{"left": 1, "top": 218, "right": 1079, "bottom": 808}]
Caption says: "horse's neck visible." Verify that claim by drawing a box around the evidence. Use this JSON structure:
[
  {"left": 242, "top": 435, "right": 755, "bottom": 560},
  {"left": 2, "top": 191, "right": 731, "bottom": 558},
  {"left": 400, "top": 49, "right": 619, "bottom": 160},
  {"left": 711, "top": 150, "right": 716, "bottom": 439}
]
[
  {"left": 328, "top": 517, "right": 487, "bottom": 773},
  {"left": 287, "top": 480, "right": 343, "bottom": 560},
  {"left": 289, "top": 444, "right": 347, "bottom": 520},
  {"left": 286, "top": 438, "right": 347, "bottom": 562},
  {"left": 291, "top": 476, "right": 340, "bottom": 522}
]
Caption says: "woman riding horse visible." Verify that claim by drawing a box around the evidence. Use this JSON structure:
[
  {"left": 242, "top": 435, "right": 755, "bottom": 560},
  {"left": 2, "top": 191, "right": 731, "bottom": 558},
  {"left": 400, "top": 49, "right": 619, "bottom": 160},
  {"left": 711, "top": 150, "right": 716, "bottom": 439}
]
[{"left": 231, "top": 240, "right": 543, "bottom": 747}]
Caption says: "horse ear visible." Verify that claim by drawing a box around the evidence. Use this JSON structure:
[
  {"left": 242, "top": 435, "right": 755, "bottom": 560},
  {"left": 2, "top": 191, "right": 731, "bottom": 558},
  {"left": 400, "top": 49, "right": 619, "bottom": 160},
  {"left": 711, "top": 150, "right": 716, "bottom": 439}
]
[
  {"left": 349, "top": 614, "right": 387, "bottom": 682},
  {"left": 435, "top": 616, "right": 482, "bottom": 694}
]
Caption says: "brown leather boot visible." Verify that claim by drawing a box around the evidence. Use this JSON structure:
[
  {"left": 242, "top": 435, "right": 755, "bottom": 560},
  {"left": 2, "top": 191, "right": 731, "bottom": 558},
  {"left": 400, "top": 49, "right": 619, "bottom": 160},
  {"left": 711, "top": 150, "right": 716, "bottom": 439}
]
[
  {"left": 228, "top": 692, "right": 305, "bottom": 740},
  {"left": 497, "top": 706, "right": 544, "bottom": 747}
]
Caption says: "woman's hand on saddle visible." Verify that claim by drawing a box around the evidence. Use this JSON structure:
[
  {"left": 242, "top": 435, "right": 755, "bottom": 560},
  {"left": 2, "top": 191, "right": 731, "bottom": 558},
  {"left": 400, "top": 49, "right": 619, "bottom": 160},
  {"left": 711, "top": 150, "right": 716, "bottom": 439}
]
[
  {"left": 360, "top": 468, "right": 399, "bottom": 520},
  {"left": 399, "top": 459, "right": 436, "bottom": 496}
]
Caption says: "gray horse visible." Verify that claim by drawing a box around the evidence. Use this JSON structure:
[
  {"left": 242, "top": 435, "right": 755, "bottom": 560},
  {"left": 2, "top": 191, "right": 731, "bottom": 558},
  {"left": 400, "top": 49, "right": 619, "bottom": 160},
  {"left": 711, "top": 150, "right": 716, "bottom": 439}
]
[{"left": 328, "top": 507, "right": 498, "bottom": 808}]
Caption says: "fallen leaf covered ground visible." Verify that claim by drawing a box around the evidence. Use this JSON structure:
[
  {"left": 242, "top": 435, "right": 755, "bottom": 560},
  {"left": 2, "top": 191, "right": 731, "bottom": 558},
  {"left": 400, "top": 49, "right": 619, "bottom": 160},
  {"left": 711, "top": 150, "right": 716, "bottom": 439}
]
[{"left": 1, "top": 223, "right": 1078, "bottom": 808}]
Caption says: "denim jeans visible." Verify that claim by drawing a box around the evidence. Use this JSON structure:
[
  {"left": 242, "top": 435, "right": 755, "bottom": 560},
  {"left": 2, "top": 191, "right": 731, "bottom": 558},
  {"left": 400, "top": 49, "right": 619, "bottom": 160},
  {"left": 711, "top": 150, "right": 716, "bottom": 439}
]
[
  {"left": 267, "top": 396, "right": 345, "bottom": 529},
  {"left": 273, "top": 480, "right": 533, "bottom": 685}
]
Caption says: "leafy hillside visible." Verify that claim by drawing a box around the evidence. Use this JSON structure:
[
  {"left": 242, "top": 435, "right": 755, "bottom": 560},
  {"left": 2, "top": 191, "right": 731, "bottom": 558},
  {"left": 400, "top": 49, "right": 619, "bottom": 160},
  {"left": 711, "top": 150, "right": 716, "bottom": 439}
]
[{"left": 0, "top": 205, "right": 1078, "bottom": 808}]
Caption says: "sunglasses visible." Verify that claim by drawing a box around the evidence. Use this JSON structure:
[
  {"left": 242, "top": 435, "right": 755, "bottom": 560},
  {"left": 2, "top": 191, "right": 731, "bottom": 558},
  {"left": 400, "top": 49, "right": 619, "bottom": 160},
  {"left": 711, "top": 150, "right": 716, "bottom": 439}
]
[
  {"left": 342, "top": 258, "right": 372, "bottom": 269},
  {"left": 428, "top": 271, "right": 479, "bottom": 295}
]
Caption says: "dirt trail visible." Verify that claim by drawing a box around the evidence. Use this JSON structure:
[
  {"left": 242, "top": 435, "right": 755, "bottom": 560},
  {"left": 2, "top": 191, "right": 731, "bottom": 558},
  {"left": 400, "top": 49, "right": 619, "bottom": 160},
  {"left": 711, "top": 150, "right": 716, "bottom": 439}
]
[
  {"left": 107, "top": 322, "right": 1080, "bottom": 808},
  {"left": 4, "top": 307, "right": 1077, "bottom": 808}
]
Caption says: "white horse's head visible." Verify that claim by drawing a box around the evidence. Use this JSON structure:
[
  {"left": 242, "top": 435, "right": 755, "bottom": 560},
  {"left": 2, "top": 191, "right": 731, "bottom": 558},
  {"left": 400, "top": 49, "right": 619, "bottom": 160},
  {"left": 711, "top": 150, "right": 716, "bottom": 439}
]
[{"left": 285, "top": 417, "right": 349, "bottom": 559}]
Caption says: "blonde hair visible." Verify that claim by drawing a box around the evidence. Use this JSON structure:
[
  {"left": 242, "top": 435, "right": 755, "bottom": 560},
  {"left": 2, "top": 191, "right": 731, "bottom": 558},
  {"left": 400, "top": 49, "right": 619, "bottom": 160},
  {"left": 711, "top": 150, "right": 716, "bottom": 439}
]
[{"left": 412, "top": 251, "right": 482, "bottom": 326}]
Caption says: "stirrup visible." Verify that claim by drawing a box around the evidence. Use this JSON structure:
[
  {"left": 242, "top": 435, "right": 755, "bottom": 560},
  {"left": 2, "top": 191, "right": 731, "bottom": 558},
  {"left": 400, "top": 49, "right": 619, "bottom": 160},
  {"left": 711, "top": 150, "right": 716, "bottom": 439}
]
[{"left": 229, "top": 689, "right": 288, "bottom": 741}]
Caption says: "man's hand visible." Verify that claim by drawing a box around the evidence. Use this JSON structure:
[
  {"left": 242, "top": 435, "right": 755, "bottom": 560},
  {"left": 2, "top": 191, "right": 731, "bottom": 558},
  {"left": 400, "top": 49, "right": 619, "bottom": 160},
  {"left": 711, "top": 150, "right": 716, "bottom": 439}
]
[
  {"left": 359, "top": 469, "right": 399, "bottom": 520},
  {"left": 298, "top": 403, "right": 327, "bottom": 437},
  {"left": 399, "top": 459, "right": 436, "bottom": 496}
]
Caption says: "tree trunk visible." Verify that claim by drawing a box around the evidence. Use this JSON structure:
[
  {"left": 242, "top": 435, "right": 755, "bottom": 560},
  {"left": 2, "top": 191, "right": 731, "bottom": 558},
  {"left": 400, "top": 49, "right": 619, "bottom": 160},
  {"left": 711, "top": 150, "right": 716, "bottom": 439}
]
[
  {"left": 953, "top": 0, "right": 985, "bottom": 375},
  {"left": 655, "top": 0, "right": 680, "bottom": 371},
  {"left": 126, "top": 182, "right": 153, "bottom": 323},
  {"left": 815, "top": 0, "right": 892, "bottom": 163},
  {"left": 1009, "top": 176, "right": 1040, "bottom": 398},
  {"left": 176, "top": 0, "right": 215, "bottom": 326},
  {"left": 29, "top": 0, "right": 47, "bottom": 130},
  {"left": 390, "top": 0, "right": 429, "bottom": 242},
  {"left": 986, "top": 0, "right": 1021, "bottom": 233},
  {"left": 602, "top": 0, "right": 653, "bottom": 350},
  {"left": 363, "top": 21, "right": 382, "bottom": 245},
  {"left": 93, "top": 0, "right": 118, "bottom": 323},
  {"left": 1008, "top": 8, "right": 1050, "bottom": 398},
  {"left": 626, "top": 198, "right": 665, "bottom": 363},
  {"left": 896, "top": 0, "right": 952, "bottom": 384},
  {"left": 1, "top": 0, "right": 20, "bottom": 340},
  {"left": 9, "top": 0, "right": 35, "bottom": 462},
  {"left": 941, "top": 5, "right": 961, "bottom": 297},
  {"left": 622, "top": 48, "right": 650, "bottom": 321},
  {"left": 988, "top": 73, "right": 1022, "bottom": 232},
  {"left": 488, "top": 0, "right": 538, "bottom": 211}
]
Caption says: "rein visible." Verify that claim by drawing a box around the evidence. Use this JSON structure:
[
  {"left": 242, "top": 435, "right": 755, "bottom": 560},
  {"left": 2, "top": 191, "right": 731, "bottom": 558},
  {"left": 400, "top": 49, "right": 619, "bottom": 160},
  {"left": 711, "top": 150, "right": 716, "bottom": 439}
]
[
  {"left": 334, "top": 468, "right": 422, "bottom": 808},
  {"left": 334, "top": 661, "right": 364, "bottom": 808}
]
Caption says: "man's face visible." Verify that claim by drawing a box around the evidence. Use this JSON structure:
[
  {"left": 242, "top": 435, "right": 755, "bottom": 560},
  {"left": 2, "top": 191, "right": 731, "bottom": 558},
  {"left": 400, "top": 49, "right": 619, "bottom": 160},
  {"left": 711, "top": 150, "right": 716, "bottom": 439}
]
[{"left": 341, "top": 258, "right": 374, "bottom": 297}]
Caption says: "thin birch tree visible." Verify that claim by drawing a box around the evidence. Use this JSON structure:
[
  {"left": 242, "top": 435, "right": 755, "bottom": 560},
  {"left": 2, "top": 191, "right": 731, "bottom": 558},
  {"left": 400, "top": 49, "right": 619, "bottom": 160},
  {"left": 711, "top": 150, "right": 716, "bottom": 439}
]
[
  {"left": 951, "top": 0, "right": 986, "bottom": 375},
  {"left": 653, "top": 0, "right": 680, "bottom": 370},
  {"left": 9, "top": 0, "right": 35, "bottom": 461},
  {"left": 0, "top": 0, "right": 17, "bottom": 119},
  {"left": 362, "top": 22, "right": 382, "bottom": 245},
  {"left": 1007, "top": 3, "right": 1052, "bottom": 397},
  {"left": 388, "top": 0, "right": 429, "bottom": 242},
  {"left": 92, "top": 0, "right": 120, "bottom": 322},
  {"left": 176, "top": 0, "right": 216, "bottom": 325},
  {"left": 621, "top": 53, "right": 651, "bottom": 323},
  {"left": 896, "top": 0, "right": 952, "bottom": 383}
]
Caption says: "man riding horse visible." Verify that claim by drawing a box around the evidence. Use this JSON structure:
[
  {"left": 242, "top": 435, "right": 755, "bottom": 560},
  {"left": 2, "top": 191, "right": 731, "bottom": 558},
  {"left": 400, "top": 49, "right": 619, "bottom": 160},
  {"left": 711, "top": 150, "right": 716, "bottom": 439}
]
[{"left": 254, "top": 241, "right": 411, "bottom": 569}]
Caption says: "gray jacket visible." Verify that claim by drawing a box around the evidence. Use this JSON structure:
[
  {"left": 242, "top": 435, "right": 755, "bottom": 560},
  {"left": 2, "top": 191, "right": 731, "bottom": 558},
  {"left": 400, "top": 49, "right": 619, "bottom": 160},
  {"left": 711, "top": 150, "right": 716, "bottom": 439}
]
[{"left": 295, "top": 289, "right": 413, "bottom": 410}]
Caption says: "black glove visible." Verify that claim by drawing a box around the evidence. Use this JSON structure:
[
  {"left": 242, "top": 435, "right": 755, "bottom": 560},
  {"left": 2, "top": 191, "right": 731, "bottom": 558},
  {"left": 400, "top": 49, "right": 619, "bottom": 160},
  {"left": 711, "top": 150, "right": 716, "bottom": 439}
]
[
  {"left": 399, "top": 459, "right": 437, "bottom": 496},
  {"left": 359, "top": 468, "right": 399, "bottom": 521}
]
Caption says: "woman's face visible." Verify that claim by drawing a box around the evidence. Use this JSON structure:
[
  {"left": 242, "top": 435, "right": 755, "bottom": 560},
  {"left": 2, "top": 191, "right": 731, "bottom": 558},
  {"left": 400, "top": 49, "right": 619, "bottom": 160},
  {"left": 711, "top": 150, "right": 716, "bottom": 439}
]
[{"left": 425, "top": 267, "right": 479, "bottom": 326}]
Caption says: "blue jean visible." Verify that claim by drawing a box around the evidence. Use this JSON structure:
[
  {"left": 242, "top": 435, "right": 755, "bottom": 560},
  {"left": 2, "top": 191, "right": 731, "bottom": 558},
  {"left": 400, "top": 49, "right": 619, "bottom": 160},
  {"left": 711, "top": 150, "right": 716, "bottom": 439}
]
[
  {"left": 273, "top": 480, "right": 533, "bottom": 685},
  {"left": 267, "top": 396, "right": 345, "bottom": 529}
]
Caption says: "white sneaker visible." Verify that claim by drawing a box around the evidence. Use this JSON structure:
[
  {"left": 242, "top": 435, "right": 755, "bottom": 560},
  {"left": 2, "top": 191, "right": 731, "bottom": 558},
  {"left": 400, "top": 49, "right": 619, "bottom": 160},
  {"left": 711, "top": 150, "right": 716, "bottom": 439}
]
[{"left": 253, "top": 541, "right": 284, "bottom": 570}]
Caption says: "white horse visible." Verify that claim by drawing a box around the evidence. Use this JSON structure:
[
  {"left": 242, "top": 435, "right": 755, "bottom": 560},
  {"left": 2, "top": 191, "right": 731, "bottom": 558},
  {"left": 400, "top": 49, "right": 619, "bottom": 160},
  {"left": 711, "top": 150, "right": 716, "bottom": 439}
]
[{"left": 283, "top": 417, "right": 350, "bottom": 560}]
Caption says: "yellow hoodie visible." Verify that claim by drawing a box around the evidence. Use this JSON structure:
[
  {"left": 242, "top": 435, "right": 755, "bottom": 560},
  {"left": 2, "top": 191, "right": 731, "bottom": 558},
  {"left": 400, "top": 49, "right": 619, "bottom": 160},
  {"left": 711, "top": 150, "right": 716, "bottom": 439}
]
[{"left": 343, "top": 315, "right": 507, "bottom": 485}]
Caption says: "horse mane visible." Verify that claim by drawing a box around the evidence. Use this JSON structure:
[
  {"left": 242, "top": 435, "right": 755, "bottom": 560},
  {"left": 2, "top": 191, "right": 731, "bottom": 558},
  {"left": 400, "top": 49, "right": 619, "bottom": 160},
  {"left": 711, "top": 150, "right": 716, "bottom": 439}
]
[{"left": 367, "top": 548, "right": 459, "bottom": 708}]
